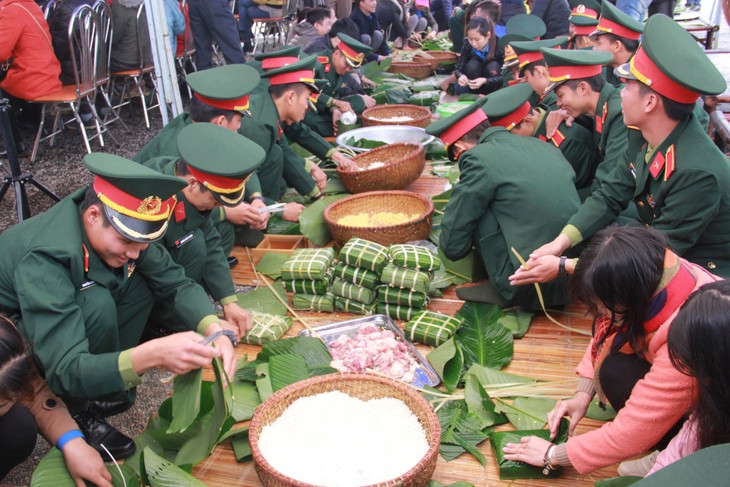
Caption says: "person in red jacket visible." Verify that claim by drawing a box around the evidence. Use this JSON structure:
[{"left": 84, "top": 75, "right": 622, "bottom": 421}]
[{"left": 0, "top": 0, "right": 61, "bottom": 154}]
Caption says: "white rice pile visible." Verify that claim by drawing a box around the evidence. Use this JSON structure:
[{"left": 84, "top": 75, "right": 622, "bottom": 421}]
[
  {"left": 369, "top": 115, "right": 416, "bottom": 123},
  {"left": 258, "top": 391, "right": 429, "bottom": 486}
]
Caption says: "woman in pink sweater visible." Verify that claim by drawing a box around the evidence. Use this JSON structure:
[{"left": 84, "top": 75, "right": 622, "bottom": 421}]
[{"left": 502, "top": 225, "right": 721, "bottom": 474}]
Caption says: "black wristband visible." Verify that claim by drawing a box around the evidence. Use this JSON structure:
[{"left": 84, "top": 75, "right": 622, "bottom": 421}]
[
  {"left": 558, "top": 256, "right": 568, "bottom": 277},
  {"left": 220, "top": 329, "right": 238, "bottom": 348}
]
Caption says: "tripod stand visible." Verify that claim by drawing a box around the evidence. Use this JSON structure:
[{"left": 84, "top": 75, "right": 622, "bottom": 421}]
[{"left": 0, "top": 91, "right": 60, "bottom": 223}]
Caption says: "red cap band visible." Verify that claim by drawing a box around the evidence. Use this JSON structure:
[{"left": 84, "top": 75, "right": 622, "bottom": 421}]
[
  {"left": 596, "top": 17, "right": 641, "bottom": 40},
  {"left": 491, "top": 101, "right": 532, "bottom": 130},
  {"left": 93, "top": 176, "right": 175, "bottom": 221},
  {"left": 185, "top": 164, "right": 245, "bottom": 194},
  {"left": 338, "top": 40, "right": 365, "bottom": 65},
  {"left": 441, "top": 109, "right": 489, "bottom": 148},
  {"left": 268, "top": 69, "right": 315, "bottom": 86},
  {"left": 193, "top": 92, "right": 249, "bottom": 112},
  {"left": 629, "top": 47, "right": 699, "bottom": 104},
  {"left": 548, "top": 63, "right": 604, "bottom": 82},
  {"left": 518, "top": 51, "right": 545, "bottom": 68},
  {"left": 261, "top": 56, "right": 299, "bottom": 70},
  {"left": 573, "top": 24, "right": 596, "bottom": 36}
]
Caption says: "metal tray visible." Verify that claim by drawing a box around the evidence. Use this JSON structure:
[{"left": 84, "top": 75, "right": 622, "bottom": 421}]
[
  {"left": 335, "top": 126, "right": 436, "bottom": 153},
  {"left": 298, "top": 314, "right": 441, "bottom": 388}
]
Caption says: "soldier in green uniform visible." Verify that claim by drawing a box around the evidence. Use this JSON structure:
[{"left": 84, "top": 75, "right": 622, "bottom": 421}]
[
  {"left": 246, "top": 45, "right": 358, "bottom": 171},
  {"left": 240, "top": 56, "right": 325, "bottom": 222},
  {"left": 0, "top": 155, "right": 239, "bottom": 460},
  {"left": 541, "top": 48, "right": 629, "bottom": 192},
  {"left": 132, "top": 64, "right": 272, "bottom": 250},
  {"left": 511, "top": 15, "right": 730, "bottom": 284},
  {"left": 426, "top": 95, "right": 581, "bottom": 308},
  {"left": 304, "top": 33, "right": 376, "bottom": 136},
  {"left": 510, "top": 38, "right": 565, "bottom": 110},
  {"left": 565, "top": 0, "right": 599, "bottom": 50},
  {"left": 498, "top": 14, "right": 546, "bottom": 90},
  {"left": 141, "top": 123, "right": 265, "bottom": 335},
  {"left": 588, "top": 1, "right": 642, "bottom": 87},
  {"left": 494, "top": 83, "right": 598, "bottom": 199}
]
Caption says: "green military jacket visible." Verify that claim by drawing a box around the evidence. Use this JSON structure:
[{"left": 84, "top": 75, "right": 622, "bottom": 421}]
[
  {"left": 537, "top": 90, "right": 558, "bottom": 111},
  {"left": 0, "top": 189, "right": 217, "bottom": 399},
  {"left": 533, "top": 106, "right": 599, "bottom": 197},
  {"left": 566, "top": 114, "right": 730, "bottom": 277},
  {"left": 591, "top": 82, "right": 629, "bottom": 190},
  {"left": 312, "top": 52, "right": 366, "bottom": 114},
  {"left": 239, "top": 91, "right": 316, "bottom": 203},
  {"left": 440, "top": 127, "right": 581, "bottom": 307},
  {"left": 133, "top": 112, "right": 192, "bottom": 163},
  {"left": 141, "top": 157, "right": 237, "bottom": 303},
  {"left": 603, "top": 64, "right": 621, "bottom": 88}
]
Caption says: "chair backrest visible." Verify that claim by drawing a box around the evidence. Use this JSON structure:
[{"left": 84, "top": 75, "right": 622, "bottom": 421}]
[
  {"left": 178, "top": 0, "right": 195, "bottom": 59},
  {"left": 43, "top": 0, "right": 58, "bottom": 20},
  {"left": 135, "top": 2, "right": 155, "bottom": 72},
  {"left": 92, "top": 0, "right": 112, "bottom": 86},
  {"left": 67, "top": 3, "right": 98, "bottom": 97}
]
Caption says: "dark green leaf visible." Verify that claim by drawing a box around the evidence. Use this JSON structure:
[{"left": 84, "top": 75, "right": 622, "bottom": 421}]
[
  {"left": 426, "top": 336, "right": 462, "bottom": 392},
  {"left": 465, "top": 364, "right": 536, "bottom": 387},
  {"left": 255, "top": 253, "right": 291, "bottom": 280},
  {"left": 595, "top": 477, "right": 643, "bottom": 486},
  {"left": 232, "top": 434, "right": 253, "bottom": 462},
  {"left": 236, "top": 285, "right": 288, "bottom": 315},
  {"left": 218, "top": 425, "right": 250, "bottom": 444},
  {"left": 464, "top": 374, "right": 507, "bottom": 428},
  {"left": 230, "top": 381, "right": 261, "bottom": 422},
  {"left": 586, "top": 398, "right": 618, "bottom": 422},
  {"left": 108, "top": 464, "right": 140, "bottom": 487},
  {"left": 498, "top": 309, "right": 534, "bottom": 338},
  {"left": 494, "top": 397, "right": 557, "bottom": 430},
  {"left": 306, "top": 365, "right": 339, "bottom": 377},
  {"left": 30, "top": 448, "right": 75, "bottom": 487},
  {"left": 269, "top": 353, "right": 310, "bottom": 391},
  {"left": 452, "top": 433, "right": 486, "bottom": 466},
  {"left": 299, "top": 194, "right": 349, "bottom": 246},
  {"left": 456, "top": 302, "right": 513, "bottom": 369},
  {"left": 266, "top": 216, "right": 300, "bottom": 235},
  {"left": 168, "top": 368, "right": 203, "bottom": 434},
  {"left": 255, "top": 362, "right": 274, "bottom": 402},
  {"left": 144, "top": 447, "right": 207, "bottom": 487},
  {"left": 256, "top": 336, "right": 333, "bottom": 368},
  {"left": 437, "top": 402, "right": 489, "bottom": 463},
  {"left": 438, "top": 248, "right": 476, "bottom": 284}
]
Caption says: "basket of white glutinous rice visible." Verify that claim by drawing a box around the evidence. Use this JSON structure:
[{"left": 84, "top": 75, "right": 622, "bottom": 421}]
[{"left": 249, "top": 373, "right": 441, "bottom": 487}]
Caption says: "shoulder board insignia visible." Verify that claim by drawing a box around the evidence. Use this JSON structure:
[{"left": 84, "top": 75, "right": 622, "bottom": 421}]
[
  {"left": 325, "top": 64, "right": 331, "bottom": 73},
  {"left": 82, "top": 243, "right": 90, "bottom": 273},
  {"left": 649, "top": 150, "right": 665, "bottom": 180},
  {"left": 174, "top": 201, "right": 186, "bottom": 223},
  {"left": 127, "top": 260, "right": 137, "bottom": 278},
  {"left": 317, "top": 56, "right": 329, "bottom": 64},
  {"left": 664, "top": 145, "right": 675, "bottom": 181},
  {"left": 595, "top": 101, "right": 607, "bottom": 134},
  {"left": 538, "top": 134, "right": 547, "bottom": 142},
  {"left": 551, "top": 129, "right": 566, "bottom": 147}
]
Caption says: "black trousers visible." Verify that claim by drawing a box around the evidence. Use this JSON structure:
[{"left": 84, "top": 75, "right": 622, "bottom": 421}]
[
  {"left": 599, "top": 353, "right": 684, "bottom": 450},
  {"left": 187, "top": 0, "right": 245, "bottom": 70},
  {"left": 0, "top": 403, "right": 38, "bottom": 480}
]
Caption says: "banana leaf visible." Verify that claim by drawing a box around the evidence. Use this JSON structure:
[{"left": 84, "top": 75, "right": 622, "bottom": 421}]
[
  {"left": 218, "top": 425, "right": 249, "bottom": 444},
  {"left": 31, "top": 447, "right": 139, "bottom": 487},
  {"left": 323, "top": 177, "right": 347, "bottom": 195},
  {"left": 255, "top": 253, "right": 291, "bottom": 280},
  {"left": 299, "top": 194, "right": 349, "bottom": 246},
  {"left": 255, "top": 363, "right": 274, "bottom": 402},
  {"left": 465, "top": 364, "right": 536, "bottom": 387},
  {"left": 489, "top": 419, "right": 569, "bottom": 480},
  {"left": 464, "top": 374, "right": 508, "bottom": 429},
  {"left": 146, "top": 396, "right": 209, "bottom": 452},
  {"left": 386, "top": 86, "right": 413, "bottom": 104},
  {"left": 145, "top": 447, "right": 207, "bottom": 487},
  {"left": 236, "top": 285, "right": 288, "bottom": 315},
  {"left": 167, "top": 368, "right": 203, "bottom": 434},
  {"left": 438, "top": 401, "right": 489, "bottom": 464},
  {"left": 232, "top": 433, "right": 253, "bottom": 462},
  {"left": 255, "top": 336, "right": 333, "bottom": 368},
  {"left": 458, "top": 93, "right": 479, "bottom": 102},
  {"left": 595, "top": 478, "right": 643, "bottom": 486},
  {"left": 230, "top": 381, "right": 261, "bottom": 422},
  {"left": 497, "top": 309, "right": 534, "bottom": 338},
  {"left": 495, "top": 396, "right": 557, "bottom": 430},
  {"left": 456, "top": 301, "right": 514, "bottom": 369},
  {"left": 586, "top": 398, "right": 618, "bottom": 421},
  {"left": 426, "top": 336, "right": 464, "bottom": 392},
  {"left": 266, "top": 215, "right": 301, "bottom": 235},
  {"left": 269, "top": 353, "right": 310, "bottom": 391}
]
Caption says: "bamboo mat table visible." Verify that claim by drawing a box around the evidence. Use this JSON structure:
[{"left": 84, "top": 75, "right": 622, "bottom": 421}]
[{"left": 193, "top": 163, "right": 621, "bottom": 485}]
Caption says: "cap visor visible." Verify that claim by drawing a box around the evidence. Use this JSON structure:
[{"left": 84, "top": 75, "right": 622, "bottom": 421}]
[
  {"left": 344, "top": 57, "right": 362, "bottom": 68},
  {"left": 303, "top": 80, "right": 321, "bottom": 93},
  {"left": 588, "top": 28, "right": 605, "bottom": 38},
  {"left": 502, "top": 59, "right": 519, "bottom": 70},
  {"left": 104, "top": 206, "right": 168, "bottom": 243},
  {"left": 211, "top": 188, "right": 245, "bottom": 207},
  {"left": 239, "top": 108, "right": 252, "bottom": 117},
  {"left": 613, "top": 62, "right": 636, "bottom": 81}
]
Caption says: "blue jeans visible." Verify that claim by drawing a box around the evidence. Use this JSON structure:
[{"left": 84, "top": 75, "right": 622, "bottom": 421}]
[
  {"left": 237, "top": 0, "right": 273, "bottom": 44},
  {"left": 615, "top": 0, "right": 652, "bottom": 20}
]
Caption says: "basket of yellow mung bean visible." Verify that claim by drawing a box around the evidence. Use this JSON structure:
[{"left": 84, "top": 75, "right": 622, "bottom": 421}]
[
  {"left": 324, "top": 191, "right": 434, "bottom": 246},
  {"left": 337, "top": 142, "right": 426, "bottom": 194}
]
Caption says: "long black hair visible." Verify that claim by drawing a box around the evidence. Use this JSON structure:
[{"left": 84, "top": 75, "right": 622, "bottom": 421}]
[
  {"left": 668, "top": 280, "right": 730, "bottom": 449},
  {"left": 569, "top": 225, "right": 667, "bottom": 354},
  {"left": 0, "top": 315, "right": 38, "bottom": 404}
]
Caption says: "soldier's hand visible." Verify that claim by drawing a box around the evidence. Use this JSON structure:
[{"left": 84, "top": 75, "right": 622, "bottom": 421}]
[
  {"left": 363, "top": 95, "right": 377, "bottom": 108},
  {"left": 335, "top": 100, "right": 353, "bottom": 113},
  {"left": 332, "top": 151, "right": 358, "bottom": 171},
  {"left": 221, "top": 305, "right": 253, "bottom": 337},
  {"left": 283, "top": 202, "right": 305, "bottom": 222},
  {"left": 509, "top": 255, "right": 561, "bottom": 285},
  {"left": 214, "top": 332, "right": 238, "bottom": 381},
  {"left": 224, "top": 202, "right": 266, "bottom": 227},
  {"left": 62, "top": 438, "right": 112, "bottom": 487},
  {"left": 250, "top": 198, "right": 271, "bottom": 230},
  {"left": 310, "top": 164, "right": 328, "bottom": 191},
  {"left": 545, "top": 109, "right": 571, "bottom": 138},
  {"left": 361, "top": 75, "right": 376, "bottom": 89},
  {"left": 141, "top": 332, "right": 218, "bottom": 375}
]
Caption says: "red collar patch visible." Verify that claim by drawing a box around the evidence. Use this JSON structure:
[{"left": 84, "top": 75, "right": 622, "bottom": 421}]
[{"left": 174, "top": 200, "right": 186, "bottom": 223}]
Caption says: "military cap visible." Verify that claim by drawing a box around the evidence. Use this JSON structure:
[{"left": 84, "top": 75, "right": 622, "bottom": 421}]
[
  {"left": 85, "top": 153, "right": 186, "bottom": 243},
  {"left": 499, "top": 15, "right": 547, "bottom": 66},
  {"left": 541, "top": 47, "right": 613, "bottom": 92},
  {"left": 186, "top": 64, "right": 260, "bottom": 115},
  {"left": 254, "top": 45, "right": 301, "bottom": 71},
  {"left": 615, "top": 14, "right": 727, "bottom": 104},
  {"left": 176, "top": 123, "right": 265, "bottom": 207},
  {"left": 590, "top": 0, "right": 643, "bottom": 40},
  {"left": 511, "top": 38, "right": 566, "bottom": 70},
  {"left": 261, "top": 55, "right": 320, "bottom": 92},
  {"left": 336, "top": 33, "right": 373, "bottom": 68},
  {"left": 482, "top": 83, "right": 534, "bottom": 130},
  {"left": 569, "top": 0, "right": 600, "bottom": 36},
  {"left": 426, "top": 99, "right": 488, "bottom": 148}
]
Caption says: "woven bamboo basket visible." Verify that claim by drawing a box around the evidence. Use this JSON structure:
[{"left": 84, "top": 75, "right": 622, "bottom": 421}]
[
  {"left": 361, "top": 104, "right": 432, "bottom": 128},
  {"left": 323, "top": 190, "right": 434, "bottom": 246},
  {"left": 249, "top": 373, "right": 441, "bottom": 487},
  {"left": 337, "top": 142, "right": 426, "bottom": 194},
  {"left": 387, "top": 61, "right": 433, "bottom": 80},
  {"left": 413, "top": 51, "right": 459, "bottom": 70}
]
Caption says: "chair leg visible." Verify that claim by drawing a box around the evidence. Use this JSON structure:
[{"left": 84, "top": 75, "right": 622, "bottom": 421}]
[
  {"left": 69, "top": 103, "right": 92, "bottom": 154},
  {"left": 30, "top": 104, "right": 48, "bottom": 163},
  {"left": 100, "top": 87, "right": 130, "bottom": 133},
  {"left": 134, "top": 76, "right": 150, "bottom": 129},
  {"left": 85, "top": 95, "right": 105, "bottom": 148}
]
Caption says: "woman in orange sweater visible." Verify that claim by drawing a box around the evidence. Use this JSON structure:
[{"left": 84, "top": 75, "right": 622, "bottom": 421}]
[{"left": 502, "top": 225, "right": 721, "bottom": 474}]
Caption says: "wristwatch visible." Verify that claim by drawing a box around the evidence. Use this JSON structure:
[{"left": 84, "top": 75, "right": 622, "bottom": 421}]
[
  {"left": 220, "top": 329, "right": 238, "bottom": 348},
  {"left": 558, "top": 256, "right": 568, "bottom": 277}
]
